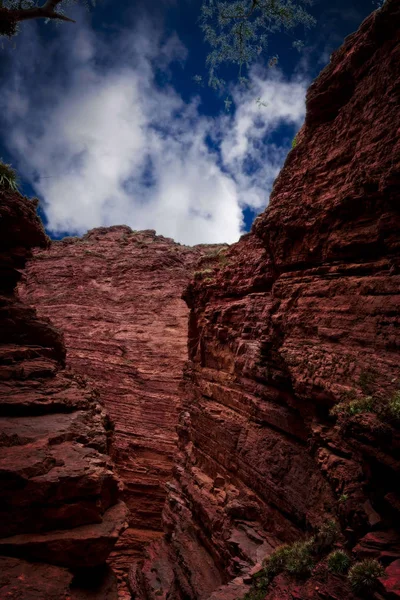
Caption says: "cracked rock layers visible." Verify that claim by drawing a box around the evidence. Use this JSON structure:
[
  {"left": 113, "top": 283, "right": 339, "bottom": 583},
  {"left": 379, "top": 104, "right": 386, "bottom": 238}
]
[
  {"left": 18, "top": 223, "right": 224, "bottom": 592},
  {"left": 0, "top": 191, "right": 127, "bottom": 599},
  {"left": 132, "top": 2, "right": 400, "bottom": 599}
]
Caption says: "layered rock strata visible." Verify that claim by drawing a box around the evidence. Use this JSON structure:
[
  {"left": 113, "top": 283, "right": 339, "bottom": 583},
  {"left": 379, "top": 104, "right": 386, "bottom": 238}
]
[
  {"left": 19, "top": 226, "right": 224, "bottom": 588},
  {"left": 132, "top": 2, "right": 400, "bottom": 598},
  {"left": 0, "top": 191, "right": 127, "bottom": 599}
]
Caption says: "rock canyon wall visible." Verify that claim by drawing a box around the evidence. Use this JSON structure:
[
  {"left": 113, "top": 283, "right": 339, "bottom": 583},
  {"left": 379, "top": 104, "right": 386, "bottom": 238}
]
[
  {"left": 0, "top": 191, "right": 127, "bottom": 599},
  {"left": 18, "top": 226, "right": 224, "bottom": 592},
  {"left": 132, "top": 2, "right": 400, "bottom": 599},
  {"left": 1, "top": 1, "right": 400, "bottom": 599}
]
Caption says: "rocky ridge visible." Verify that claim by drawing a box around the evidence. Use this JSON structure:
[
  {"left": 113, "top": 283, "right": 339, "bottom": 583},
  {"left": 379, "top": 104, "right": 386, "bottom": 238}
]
[
  {"left": 132, "top": 2, "right": 400, "bottom": 599},
  {"left": 0, "top": 191, "right": 127, "bottom": 599},
  {"left": 18, "top": 225, "right": 225, "bottom": 592}
]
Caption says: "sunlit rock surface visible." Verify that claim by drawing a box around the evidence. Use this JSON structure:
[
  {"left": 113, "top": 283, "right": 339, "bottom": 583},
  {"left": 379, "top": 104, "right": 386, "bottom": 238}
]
[{"left": 19, "top": 225, "right": 224, "bottom": 594}]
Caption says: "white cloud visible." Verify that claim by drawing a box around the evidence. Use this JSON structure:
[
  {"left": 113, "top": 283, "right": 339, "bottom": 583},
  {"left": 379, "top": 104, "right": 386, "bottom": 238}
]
[{"left": 0, "top": 15, "right": 307, "bottom": 245}]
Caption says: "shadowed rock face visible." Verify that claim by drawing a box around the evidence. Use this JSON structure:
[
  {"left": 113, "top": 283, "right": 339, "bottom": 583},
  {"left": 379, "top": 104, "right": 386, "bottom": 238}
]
[
  {"left": 132, "top": 2, "right": 400, "bottom": 599},
  {"left": 18, "top": 226, "right": 225, "bottom": 593},
  {"left": 0, "top": 191, "right": 127, "bottom": 599}
]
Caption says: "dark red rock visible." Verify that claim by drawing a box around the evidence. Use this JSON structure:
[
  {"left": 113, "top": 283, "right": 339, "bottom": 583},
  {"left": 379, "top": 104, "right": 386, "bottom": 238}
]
[
  {"left": 133, "top": 1, "right": 400, "bottom": 598},
  {"left": 0, "top": 557, "right": 119, "bottom": 599},
  {"left": 0, "top": 191, "right": 126, "bottom": 598},
  {"left": 379, "top": 560, "right": 400, "bottom": 599}
]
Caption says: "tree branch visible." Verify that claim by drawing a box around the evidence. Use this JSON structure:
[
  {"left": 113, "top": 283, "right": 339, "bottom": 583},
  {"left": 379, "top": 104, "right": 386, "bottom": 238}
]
[
  {"left": 4, "top": 0, "right": 75, "bottom": 23},
  {"left": 43, "top": 0, "right": 64, "bottom": 12}
]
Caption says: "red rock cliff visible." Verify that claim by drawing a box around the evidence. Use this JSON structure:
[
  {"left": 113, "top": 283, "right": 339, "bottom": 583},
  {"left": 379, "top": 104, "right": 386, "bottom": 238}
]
[
  {"left": 18, "top": 226, "right": 224, "bottom": 593},
  {"left": 0, "top": 191, "right": 127, "bottom": 599},
  {"left": 132, "top": 2, "right": 400, "bottom": 599}
]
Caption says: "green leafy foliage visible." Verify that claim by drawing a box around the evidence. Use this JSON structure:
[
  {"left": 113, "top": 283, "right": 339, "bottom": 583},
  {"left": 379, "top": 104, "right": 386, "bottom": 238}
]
[
  {"left": 200, "top": 0, "right": 316, "bottom": 89},
  {"left": 263, "top": 544, "right": 291, "bottom": 577},
  {"left": 327, "top": 551, "right": 351, "bottom": 574},
  {"left": 0, "top": 160, "right": 19, "bottom": 192},
  {"left": 291, "top": 135, "right": 298, "bottom": 148},
  {"left": 244, "top": 569, "right": 270, "bottom": 599},
  {"left": 314, "top": 520, "right": 340, "bottom": 551},
  {"left": 330, "top": 396, "right": 375, "bottom": 418},
  {"left": 241, "top": 521, "right": 343, "bottom": 599},
  {"left": 348, "top": 559, "right": 384, "bottom": 593},
  {"left": 385, "top": 391, "right": 400, "bottom": 422},
  {"left": 194, "top": 268, "right": 214, "bottom": 278},
  {"left": 330, "top": 389, "right": 400, "bottom": 428},
  {"left": 284, "top": 539, "right": 315, "bottom": 576}
]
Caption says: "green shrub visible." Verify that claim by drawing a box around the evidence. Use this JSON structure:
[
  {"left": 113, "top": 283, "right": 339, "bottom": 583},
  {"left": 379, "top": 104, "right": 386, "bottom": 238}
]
[
  {"left": 327, "top": 550, "right": 351, "bottom": 574},
  {"left": 330, "top": 396, "right": 375, "bottom": 418},
  {"left": 338, "top": 493, "right": 349, "bottom": 503},
  {"left": 0, "top": 160, "right": 19, "bottom": 192},
  {"left": 315, "top": 520, "right": 340, "bottom": 550},
  {"left": 348, "top": 559, "right": 384, "bottom": 593},
  {"left": 263, "top": 545, "right": 291, "bottom": 577},
  {"left": 284, "top": 540, "right": 315, "bottom": 577},
  {"left": 264, "top": 540, "right": 315, "bottom": 578},
  {"left": 241, "top": 523, "right": 341, "bottom": 600},
  {"left": 385, "top": 391, "right": 400, "bottom": 422},
  {"left": 194, "top": 269, "right": 213, "bottom": 278},
  {"left": 243, "top": 587, "right": 268, "bottom": 600},
  {"left": 244, "top": 570, "right": 269, "bottom": 599},
  {"left": 291, "top": 136, "right": 298, "bottom": 148}
]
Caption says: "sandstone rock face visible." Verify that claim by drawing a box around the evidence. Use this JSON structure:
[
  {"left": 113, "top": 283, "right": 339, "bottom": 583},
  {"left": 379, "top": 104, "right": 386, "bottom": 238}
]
[
  {"left": 133, "top": 2, "right": 400, "bottom": 599},
  {"left": 18, "top": 225, "right": 224, "bottom": 590},
  {"left": 0, "top": 191, "right": 127, "bottom": 599}
]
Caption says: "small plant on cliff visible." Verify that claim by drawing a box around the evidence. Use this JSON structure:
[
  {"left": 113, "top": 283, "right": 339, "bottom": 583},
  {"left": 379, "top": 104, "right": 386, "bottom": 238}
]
[
  {"left": 244, "top": 571, "right": 269, "bottom": 600},
  {"left": 263, "top": 539, "right": 315, "bottom": 579},
  {"left": 291, "top": 135, "right": 298, "bottom": 148},
  {"left": 194, "top": 268, "right": 214, "bottom": 278},
  {"left": 330, "top": 390, "right": 400, "bottom": 427},
  {"left": 330, "top": 396, "right": 375, "bottom": 418},
  {"left": 0, "top": 160, "right": 19, "bottom": 192},
  {"left": 242, "top": 521, "right": 342, "bottom": 599},
  {"left": 314, "top": 520, "right": 340, "bottom": 551},
  {"left": 383, "top": 390, "right": 400, "bottom": 423},
  {"left": 284, "top": 539, "right": 315, "bottom": 577},
  {"left": 263, "top": 544, "right": 291, "bottom": 578},
  {"left": 327, "top": 550, "right": 351, "bottom": 574},
  {"left": 348, "top": 559, "right": 384, "bottom": 593}
]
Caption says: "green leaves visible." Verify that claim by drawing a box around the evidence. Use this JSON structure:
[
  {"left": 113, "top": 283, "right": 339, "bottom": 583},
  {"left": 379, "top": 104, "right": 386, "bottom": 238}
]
[
  {"left": 200, "top": 0, "right": 316, "bottom": 89},
  {"left": 0, "top": 160, "right": 20, "bottom": 192},
  {"left": 348, "top": 559, "right": 384, "bottom": 593},
  {"left": 327, "top": 551, "right": 351, "bottom": 574}
]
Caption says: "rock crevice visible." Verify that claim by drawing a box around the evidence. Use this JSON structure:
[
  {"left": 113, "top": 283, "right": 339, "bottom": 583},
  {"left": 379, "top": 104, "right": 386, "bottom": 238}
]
[{"left": 132, "top": 2, "right": 400, "bottom": 598}]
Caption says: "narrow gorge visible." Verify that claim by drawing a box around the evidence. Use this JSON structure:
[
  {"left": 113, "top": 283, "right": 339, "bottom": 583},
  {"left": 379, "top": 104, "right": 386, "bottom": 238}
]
[
  {"left": 18, "top": 227, "right": 224, "bottom": 596},
  {"left": 1, "top": 0, "right": 400, "bottom": 599}
]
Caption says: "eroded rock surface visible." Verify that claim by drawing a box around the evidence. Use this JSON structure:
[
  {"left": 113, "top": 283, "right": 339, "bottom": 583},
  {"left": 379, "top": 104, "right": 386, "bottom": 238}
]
[
  {"left": 18, "top": 225, "right": 224, "bottom": 590},
  {"left": 132, "top": 2, "right": 400, "bottom": 598},
  {"left": 0, "top": 191, "right": 127, "bottom": 599}
]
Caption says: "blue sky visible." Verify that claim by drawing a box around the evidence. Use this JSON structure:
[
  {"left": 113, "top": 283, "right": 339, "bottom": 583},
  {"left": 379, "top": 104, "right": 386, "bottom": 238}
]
[{"left": 0, "top": 0, "right": 377, "bottom": 244}]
